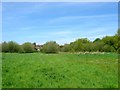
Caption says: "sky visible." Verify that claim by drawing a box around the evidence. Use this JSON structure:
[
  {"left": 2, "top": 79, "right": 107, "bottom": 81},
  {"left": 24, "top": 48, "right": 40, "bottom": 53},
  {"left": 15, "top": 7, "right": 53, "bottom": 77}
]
[
  {"left": 2, "top": 2, "right": 118, "bottom": 45},
  {"left": 1, "top": 0, "right": 119, "bottom": 2}
]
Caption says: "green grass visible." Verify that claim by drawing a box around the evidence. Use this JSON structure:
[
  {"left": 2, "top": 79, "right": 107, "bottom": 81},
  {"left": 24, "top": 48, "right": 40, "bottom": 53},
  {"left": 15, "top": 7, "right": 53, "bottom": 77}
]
[{"left": 2, "top": 53, "right": 118, "bottom": 88}]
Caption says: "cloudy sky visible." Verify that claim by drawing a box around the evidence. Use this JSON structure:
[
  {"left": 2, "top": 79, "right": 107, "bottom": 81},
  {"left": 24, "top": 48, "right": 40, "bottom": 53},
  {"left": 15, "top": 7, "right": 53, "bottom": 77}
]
[{"left": 2, "top": 2, "right": 118, "bottom": 45}]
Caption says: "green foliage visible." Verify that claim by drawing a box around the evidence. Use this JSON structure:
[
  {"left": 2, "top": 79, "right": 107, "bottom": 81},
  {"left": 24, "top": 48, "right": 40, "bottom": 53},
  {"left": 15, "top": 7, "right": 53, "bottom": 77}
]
[
  {"left": 102, "top": 44, "right": 115, "bottom": 52},
  {"left": 102, "top": 35, "right": 118, "bottom": 52},
  {"left": 2, "top": 42, "right": 9, "bottom": 52},
  {"left": 70, "top": 38, "right": 91, "bottom": 52},
  {"left": 112, "top": 35, "right": 119, "bottom": 51},
  {"left": 93, "top": 41, "right": 105, "bottom": 52},
  {"left": 118, "top": 29, "right": 120, "bottom": 53},
  {"left": 93, "top": 38, "right": 101, "bottom": 43},
  {"left": 22, "top": 42, "right": 34, "bottom": 53},
  {"left": 62, "top": 44, "right": 71, "bottom": 52},
  {"left": 18, "top": 45, "right": 25, "bottom": 53},
  {"left": 7, "top": 41, "right": 20, "bottom": 53},
  {"left": 2, "top": 53, "right": 118, "bottom": 88},
  {"left": 83, "top": 43, "right": 94, "bottom": 52},
  {"left": 0, "top": 43, "right": 2, "bottom": 52},
  {"left": 1, "top": 30, "right": 119, "bottom": 53},
  {"left": 70, "top": 39, "right": 83, "bottom": 52},
  {"left": 42, "top": 41, "right": 59, "bottom": 53},
  {"left": 79, "top": 38, "right": 90, "bottom": 43},
  {"left": 102, "top": 36, "right": 114, "bottom": 46}
]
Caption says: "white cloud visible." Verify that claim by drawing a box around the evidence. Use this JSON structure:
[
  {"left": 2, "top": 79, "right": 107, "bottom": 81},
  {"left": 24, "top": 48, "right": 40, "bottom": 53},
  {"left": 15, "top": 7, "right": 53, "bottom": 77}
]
[
  {"left": 48, "top": 14, "right": 117, "bottom": 24},
  {"left": 87, "top": 34, "right": 114, "bottom": 41},
  {"left": 84, "top": 27, "right": 113, "bottom": 35},
  {"left": 55, "top": 38, "right": 76, "bottom": 45}
]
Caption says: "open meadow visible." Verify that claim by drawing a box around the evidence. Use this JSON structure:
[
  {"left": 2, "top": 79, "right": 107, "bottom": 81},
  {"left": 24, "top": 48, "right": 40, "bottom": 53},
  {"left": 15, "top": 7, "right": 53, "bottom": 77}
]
[{"left": 2, "top": 53, "right": 118, "bottom": 88}]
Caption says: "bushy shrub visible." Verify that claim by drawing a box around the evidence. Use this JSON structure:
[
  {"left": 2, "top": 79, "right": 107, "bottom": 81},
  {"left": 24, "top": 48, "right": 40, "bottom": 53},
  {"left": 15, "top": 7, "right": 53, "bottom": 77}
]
[
  {"left": 83, "top": 43, "right": 94, "bottom": 52},
  {"left": 7, "top": 41, "right": 20, "bottom": 53},
  {"left": 102, "top": 45, "right": 115, "bottom": 52},
  {"left": 42, "top": 41, "right": 59, "bottom": 53},
  {"left": 2, "top": 42, "right": 9, "bottom": 52},
  {"left": 18, "top": 45, "right": 25, "bottom": 53},
  {"left": 62, "top": 44, "right": 70, "bottom": 52},
  {"left": 93, "top": 41, "right": 105, "bottom": 52},
  {"left": 22, "top": 42, "right": 34, "bottom": 53},
  {"left": 0, "top": 43, "right": 2, "bottom": 52}
]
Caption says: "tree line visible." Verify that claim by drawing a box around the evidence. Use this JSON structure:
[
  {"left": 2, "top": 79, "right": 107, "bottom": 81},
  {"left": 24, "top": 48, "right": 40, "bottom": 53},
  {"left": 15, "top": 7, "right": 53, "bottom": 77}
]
[{"left": 0, "top": 29, "right": 120, "bottom": 54}]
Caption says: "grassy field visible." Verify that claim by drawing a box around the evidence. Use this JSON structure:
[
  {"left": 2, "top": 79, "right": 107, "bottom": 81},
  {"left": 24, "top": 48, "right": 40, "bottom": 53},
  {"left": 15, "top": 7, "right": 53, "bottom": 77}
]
[{"left": 2, "top": 53, "right": 118, "bottom": 88}]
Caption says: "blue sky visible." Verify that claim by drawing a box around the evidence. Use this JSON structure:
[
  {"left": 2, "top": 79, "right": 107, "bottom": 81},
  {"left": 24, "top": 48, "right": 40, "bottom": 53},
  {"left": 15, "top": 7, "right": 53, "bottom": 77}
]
[{"left": 2, "top": 2, "right": 118, "bottom": 45}]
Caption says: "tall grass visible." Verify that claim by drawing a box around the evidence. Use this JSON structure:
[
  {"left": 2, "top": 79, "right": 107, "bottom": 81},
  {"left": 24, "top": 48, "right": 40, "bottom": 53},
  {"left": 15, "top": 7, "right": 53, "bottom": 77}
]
[{"left": 2, "top": 53, "right": 118, "bottom": 88}]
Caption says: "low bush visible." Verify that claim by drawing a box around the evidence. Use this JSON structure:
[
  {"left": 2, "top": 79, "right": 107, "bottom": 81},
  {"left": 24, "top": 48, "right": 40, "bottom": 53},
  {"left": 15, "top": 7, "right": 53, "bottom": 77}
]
[
  {"left": 42, "top": 41, "right": 59, "bottom": 53},
  {"left": 22, "top": 42, "right": 35, "bottom": 53}
]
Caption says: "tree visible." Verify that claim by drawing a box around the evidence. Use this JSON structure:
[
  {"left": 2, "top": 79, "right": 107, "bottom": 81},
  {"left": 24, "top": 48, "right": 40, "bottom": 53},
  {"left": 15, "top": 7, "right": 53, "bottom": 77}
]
[
  {"left": 2, "top": 41, "right": 9, "bottom": 52},
  {"left": 83, "top": 43, "right": 94, "bottom": 52},
  {"left": 0, "top": 43, "right": 2, "bottom": 52},
  {"left": 7, "top": 41, "right": 20, "bottom": 53},
  {"left": 112, "top": 29, "right": 120, "bottom": 53},
  {"left": 42, "top": 41, "right": 59, "bottom": 53},
  {"left": 22, "top": 42, "right": 34, "bottom": 53},
  {"left": 93, "top": 38, "right": 101, "bottom": 43},
  {"left": 80, "top": 38, "right": 90, "bottom": 44},
  {"left": 70, "top": 38, "right": 90, "bottom": 52},
  {"left": 102, "top": 44, "right": 115, "bottom": 52},
  {"left": 72, "top": 40, "right": 83, "bottom": 52},
  {"left": 102, "top": 35, "right": 119, "bottom": 52},
  {"left": 112, "top": 35, "right": 119, "bottom": 51},
  {"left": 93, "top": 41, "right": 105, "bottom": 52},
  {"left": 18, "top": 45, "right": 25, "bottom": 53},
  {"left": 62, "top": 44, "right": 70, "bottom": 52},
  {"left": 102, "top": 36, "right": 114, "bottom": 46},
  {"left": 118, "top": 29, "right": 120, "bottom": 53}
]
